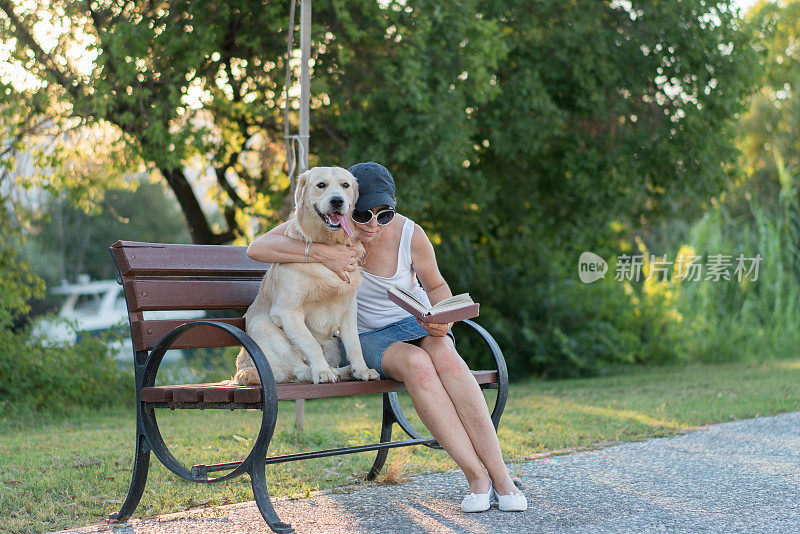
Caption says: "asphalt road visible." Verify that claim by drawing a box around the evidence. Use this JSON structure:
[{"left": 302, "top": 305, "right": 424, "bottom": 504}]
[{"left": 55, "top": 411, "right": 800, "bottom": 533}]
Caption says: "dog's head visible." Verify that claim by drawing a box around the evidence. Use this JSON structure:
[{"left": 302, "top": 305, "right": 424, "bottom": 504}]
[{"left": 294, "top": 166, "right": 359, "bottom": 240}]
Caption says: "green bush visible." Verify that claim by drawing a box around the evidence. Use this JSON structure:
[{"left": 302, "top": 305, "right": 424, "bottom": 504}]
[
  {"left": 443, "top": 237, "right": 684, "bottom": 378},
  {"left": 0, "top": 319, "right": 133, "bottom": 410},
  {"left": 669, "top": 151, "right": 800, "bottom": 363},
  {"left": 0, "top": 199, "right": 132, "bottom": 410}
]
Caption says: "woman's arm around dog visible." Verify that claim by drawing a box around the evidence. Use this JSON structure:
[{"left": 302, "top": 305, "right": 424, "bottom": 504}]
[{"left": 247, "top": 222, "right": 359, "bottom": 281}]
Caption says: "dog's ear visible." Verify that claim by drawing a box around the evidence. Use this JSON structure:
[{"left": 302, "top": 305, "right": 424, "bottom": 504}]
[
  {"left": 294, "top": 171, "right": 309, "bottom": 208},
  {"left": 351, "top": 172, "right": 359, "bottom": 200},
  {"left": 345, "top": 168, "right": 359, "bottom": 212}
]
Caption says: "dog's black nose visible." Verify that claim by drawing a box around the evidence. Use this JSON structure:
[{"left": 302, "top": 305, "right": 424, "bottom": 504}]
[{"left": 330, "top": 196, "right": 344, "bottom": 210}]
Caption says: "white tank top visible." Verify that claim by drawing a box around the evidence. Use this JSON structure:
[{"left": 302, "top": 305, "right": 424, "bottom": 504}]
[{"left": 357, "top": 217, "right": 432, "bottom": 334}]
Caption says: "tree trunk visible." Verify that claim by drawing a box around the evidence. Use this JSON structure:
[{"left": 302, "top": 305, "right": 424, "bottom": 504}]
[{"left": 160, "top": 167, "right": 236, "bottom": 245}]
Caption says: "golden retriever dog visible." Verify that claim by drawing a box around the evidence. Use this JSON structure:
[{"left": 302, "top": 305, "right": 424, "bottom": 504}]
[{"left": 234, "top": 166, "right": 380, "bottom": 385}]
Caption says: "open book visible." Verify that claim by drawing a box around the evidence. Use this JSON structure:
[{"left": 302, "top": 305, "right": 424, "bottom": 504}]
[{"left": 387, "top": 284, "right": 480, "bottom": 324}]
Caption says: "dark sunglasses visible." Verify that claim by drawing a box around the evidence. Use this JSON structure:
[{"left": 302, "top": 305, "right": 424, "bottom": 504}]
[{"left": 352, "top": 208, "right": 395, "bottom": 225}]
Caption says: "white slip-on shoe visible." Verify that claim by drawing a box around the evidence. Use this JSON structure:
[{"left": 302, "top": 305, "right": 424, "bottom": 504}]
[
  {"left": 496, "top": 490, "right": 527, "bottom": 512},
  {"left": 461, "top": 484, "right": 494, "bottom": 513}
]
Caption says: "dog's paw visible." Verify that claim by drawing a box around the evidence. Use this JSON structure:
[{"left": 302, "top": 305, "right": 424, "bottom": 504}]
[
  {"left": 312, "top": 365, "right": 339, "bottom": 384},
  {"left": 352, "top": 367, "right": 380, "bottom": 381},
  {"left": 334, "top": 365, "right": 352, "bottom": 379},
  {"left": 235, "top": 367, "right": 261, "bottom": 386},
  {"left": 293, "top": 365, "right": 312, "bottom": 383}
]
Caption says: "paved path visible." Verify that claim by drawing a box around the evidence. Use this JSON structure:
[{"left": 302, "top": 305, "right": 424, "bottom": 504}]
[{"left": 56, "top": 412, "right": 800, "bottom": 533}]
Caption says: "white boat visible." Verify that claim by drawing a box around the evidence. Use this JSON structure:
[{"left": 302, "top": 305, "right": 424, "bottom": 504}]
[{"left": 32, "top": 275, "right": 205, "bottom": 362}]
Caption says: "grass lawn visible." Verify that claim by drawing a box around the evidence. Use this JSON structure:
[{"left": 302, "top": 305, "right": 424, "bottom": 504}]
[{"left": 2, "top": 358, "right": 800, "bottom": 533}]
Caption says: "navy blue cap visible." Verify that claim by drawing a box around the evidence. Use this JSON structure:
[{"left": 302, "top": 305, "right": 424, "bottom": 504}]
[{"left": 348, "top": 162, "right": 396, "bottom": 211}]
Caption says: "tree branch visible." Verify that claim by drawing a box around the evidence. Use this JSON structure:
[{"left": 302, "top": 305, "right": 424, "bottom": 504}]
[
  {"left": 214, "top": 153, "right": 248, "bottom": 209},
  {"left": 84, "top": 1, "right": 122, "bottom": 85},
  {"left": 2, "top": 1, "right": 242, "bottom": 245},
  {"left": 161, "top": 166, "right": 235, "bottom": 245},
  {"left": 221, "top": 206, "right": 239, "bottom": 243},
  {"left": 0, "top": 0, "right": 85, "bottom": 101}
]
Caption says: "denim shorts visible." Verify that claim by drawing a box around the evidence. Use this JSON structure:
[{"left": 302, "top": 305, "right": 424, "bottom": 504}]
[{"left": 356, "top": 315, "right": 454, "bottom": 379}]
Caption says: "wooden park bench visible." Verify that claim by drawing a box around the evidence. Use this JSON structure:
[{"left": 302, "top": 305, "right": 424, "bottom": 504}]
[{"left": 107, "top": 240, "right": 509, "bottom": 534}]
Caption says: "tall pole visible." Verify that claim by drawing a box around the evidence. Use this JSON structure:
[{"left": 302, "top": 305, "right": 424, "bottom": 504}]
[
  {"left": 295, "top": 0, "right": 311, "bottom": 432},
  {"left": 298, "top": 0, "right": 311, "bottom": 174}
]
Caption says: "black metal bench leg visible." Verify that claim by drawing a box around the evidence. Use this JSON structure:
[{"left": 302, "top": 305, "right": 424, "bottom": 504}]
[
  {"left": 109, "top": 433, "right": 150, "bottom": 523},
  {"left": 250, "top": 455, "right": 294, "bottom": 534},
  {"left": 367, "top": 393, "right": 395, "bottom": 481}
]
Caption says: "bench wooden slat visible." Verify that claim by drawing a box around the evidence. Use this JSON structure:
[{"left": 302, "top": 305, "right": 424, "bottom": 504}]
[
  {"left": 141, "top": 371, "right": 499, "bottom": 404},
  {"left": 131, "top": 318, "right": 246, "bottom": 351},
  {"left": 123, "top": 279, "right": 261, "bottom": 312},
  {"left": 234, "top": 386, "right": 263, "bottom": 404},
  {"left": 173, "top": 386, "right": 203, "bottom": 403},
  {"left": 139, "top": 386, "right": 172, "bottom": 402},
  {"left": 203, "top": 384, "right": 236, "bottom": 403},
  {"left": 111, "top": 241, "right": 267, "bottom": 277}
]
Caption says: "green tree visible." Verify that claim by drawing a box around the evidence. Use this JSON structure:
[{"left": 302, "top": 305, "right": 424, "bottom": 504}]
[
  {"left": 0, "top": 0, "right": 292, "bottom": 244},
  {"left": 309, "top": 0, "right": 760, "bottom": 374},
  {"left": 1, "top": 1, "right": 760, "bottom": 375},
  {"left": 23, "top": 178, "right": 192, "bottom": 286},
  {"left": 730, "top": 0, "right": 800, "bottom": 216},
  {"left": 460, "top": 0, "right": 759, "bottom": 374},
  {"left": 0, "top": 202, "right": 43, "bottom": 326}
]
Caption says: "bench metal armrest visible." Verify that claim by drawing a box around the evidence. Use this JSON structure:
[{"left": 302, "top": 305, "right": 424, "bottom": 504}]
[
  {"left": 139, "top": 320, "right": 279, "bottom": 483},
  {"left": 140, "top": 320, "right": 273, "bottom": 390}
]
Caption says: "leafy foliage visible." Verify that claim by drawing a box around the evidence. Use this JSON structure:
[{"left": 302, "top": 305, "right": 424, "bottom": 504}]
[
  {"left": 0, "top": 326, "right": 133, "bottom": 410},
  {"left": 0, "top": 151, "right": 45, "bottom": 324},
  {"left": 0, "top": 212, "right": 43, "bottom": 325},
  {"left": 730, "top": 0, "right": 800, "bottom": 217},
  {"left": 1, "top": 1, "right": 761, "bottom": 375},
  {"left": 0, "top": 175, "right": 131, "bottom": 409},
  {"left": 0, "top": 0, "right": 292, "bottom": 243},
  {"left": 671, "top": 150, "right": 800, "bottom": 363},
  {"left": 22, "top": 178, "right": 191, "bottom": 286},
  {"left": 648, "top": 1, "right": 800, "bottom": 367},
  {"left": 308, "top": 0, "right": 760, "bottom": 375}
]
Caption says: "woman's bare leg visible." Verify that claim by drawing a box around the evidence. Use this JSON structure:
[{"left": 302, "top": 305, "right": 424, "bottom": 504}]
[
  {"left": 418, "top": 335, "right": 519, "bottom": 496},
  {"left": 381, "top": 342, "right": 492, "bottom": 494}
]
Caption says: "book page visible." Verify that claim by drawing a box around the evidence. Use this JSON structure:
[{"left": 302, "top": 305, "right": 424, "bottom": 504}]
[
  {"left": 428, "top": 300, "right": 475, "bottom": 314},
  {"left": 392, "top": 284, "right": 428, "bottom": 308},
  {"left": 429, "top": 293, "right": 473, "bottom": 313},
  {"left": 389, "top": 286, "right": 428, "bottom": 314}
]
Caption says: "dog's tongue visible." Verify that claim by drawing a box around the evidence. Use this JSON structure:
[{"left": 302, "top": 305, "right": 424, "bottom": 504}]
[{"left": 333, "top": 213, "right": 354, "bottom": 237}]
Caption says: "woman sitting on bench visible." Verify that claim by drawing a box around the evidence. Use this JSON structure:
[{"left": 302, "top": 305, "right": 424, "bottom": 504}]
[{"left": 247, "top": 162, "right": 527, "bottom": 513}]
